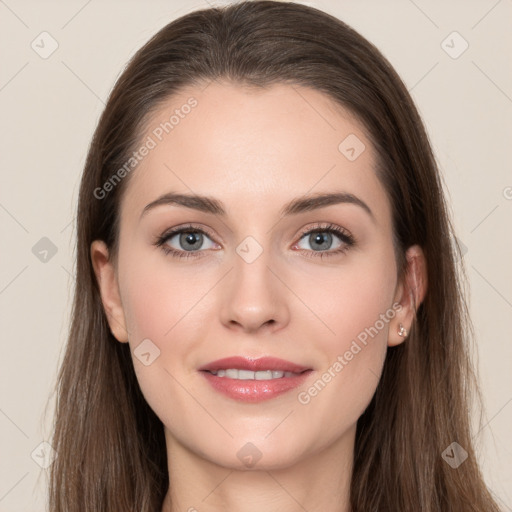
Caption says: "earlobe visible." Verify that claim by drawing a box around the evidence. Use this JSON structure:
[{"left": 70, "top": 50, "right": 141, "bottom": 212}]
[
  {"left": 90, "top": 240, "right": 129, "bottom": 343},
  {"left": 388, "top": 245, "right": 428, "bottom": 347}
]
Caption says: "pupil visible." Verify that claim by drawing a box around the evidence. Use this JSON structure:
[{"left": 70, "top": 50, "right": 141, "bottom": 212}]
[
  {"left": 181, "top": 232, "right": 202, "bottom": 250},
  {"left": 311, "top": 232, "right": 331, "bottom": 250}
]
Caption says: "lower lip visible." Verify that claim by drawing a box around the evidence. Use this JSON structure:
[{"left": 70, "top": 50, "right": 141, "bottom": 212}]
[{"left": 200, "top": 370, "right": 313, "bottom": 402}]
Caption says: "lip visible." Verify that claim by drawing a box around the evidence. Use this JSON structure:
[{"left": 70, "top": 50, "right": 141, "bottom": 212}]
[
  {"left": 198, "top": 356, "right": 311, "bottom": 373},
  {"left": 198, "top": 356, "right": 313, "bottom": 403}
]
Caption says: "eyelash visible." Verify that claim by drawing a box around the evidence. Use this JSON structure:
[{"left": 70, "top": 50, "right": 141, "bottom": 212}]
[{"left": 153, "top": 222, "right": 355, "bottom": 260}]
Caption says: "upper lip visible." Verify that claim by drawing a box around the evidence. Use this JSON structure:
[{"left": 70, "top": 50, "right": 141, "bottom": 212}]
[{"left": 198, "top": 356, "right": 311, "bottom": 373}]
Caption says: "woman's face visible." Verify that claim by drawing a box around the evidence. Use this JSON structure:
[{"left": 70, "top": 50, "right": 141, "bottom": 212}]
[{"left": 92, "top": 81, "right": 413, "bottom": 470}]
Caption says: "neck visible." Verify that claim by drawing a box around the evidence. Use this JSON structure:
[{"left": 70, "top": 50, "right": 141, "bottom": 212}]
[{"left": 161, "top": 426, "right": 355, "bottom": 512}]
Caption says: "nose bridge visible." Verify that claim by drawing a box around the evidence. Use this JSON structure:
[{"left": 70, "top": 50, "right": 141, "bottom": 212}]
[
  {"left": 238, "top": 236, "right": 270, "bottom": 280},
  {"left": 219, "top": 231, "right": 288, "bottom": 331},
  {"left": 232, "top": 233, "right": 275, "bottom": 302}
]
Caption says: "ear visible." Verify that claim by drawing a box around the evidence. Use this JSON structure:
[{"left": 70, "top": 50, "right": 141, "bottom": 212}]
[
  {"left": 90, "top": 240, "right": 129, "bottom": 343},
  {"left": 388, "top": 244, "right": 428, "bottom": 347}
]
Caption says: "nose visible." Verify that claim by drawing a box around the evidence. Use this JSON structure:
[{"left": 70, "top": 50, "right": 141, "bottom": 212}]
[{"left": 219, "top": 241, "right": 290, "bottom": 334}]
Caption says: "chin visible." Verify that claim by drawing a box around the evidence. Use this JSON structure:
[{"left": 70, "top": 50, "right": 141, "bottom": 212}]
[{"left": 198, "top": 436, "right": 309, "bottom": 472}]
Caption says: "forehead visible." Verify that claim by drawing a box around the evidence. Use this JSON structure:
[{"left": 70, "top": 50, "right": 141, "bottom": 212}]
[{"left": 120, "top": 81, "right": 389, "bottom": 224}]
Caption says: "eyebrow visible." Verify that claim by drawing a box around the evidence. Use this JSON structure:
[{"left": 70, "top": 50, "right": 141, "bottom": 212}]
[{"left": 140, "top": 191, "right": 374, "bottom": 221}]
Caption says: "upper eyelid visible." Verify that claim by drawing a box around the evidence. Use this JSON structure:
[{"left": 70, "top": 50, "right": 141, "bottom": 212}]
[
  {"left": 160, "top": 224, "right": 216, "bottom": 242},
  {"left": 298, "top": 223, "right": 351, "bottom": 237}
]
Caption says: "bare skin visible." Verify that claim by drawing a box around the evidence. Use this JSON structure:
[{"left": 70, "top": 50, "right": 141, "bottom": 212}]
[{"left": 91, "top": 81, "right": 427, "bottom": 512}]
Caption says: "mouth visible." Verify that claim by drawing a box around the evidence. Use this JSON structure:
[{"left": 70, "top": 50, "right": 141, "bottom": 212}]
[
  {"left": 198, "top": 356, "right": 313, "bottom": 402},
  {"left": 205, "top": 369, "right": 302, "bottom": 379}
]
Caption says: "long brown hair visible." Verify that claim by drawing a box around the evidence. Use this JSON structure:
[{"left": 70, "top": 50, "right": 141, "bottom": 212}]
[{"left": 46, "top": 1, "right": 500, "bottom": 510}]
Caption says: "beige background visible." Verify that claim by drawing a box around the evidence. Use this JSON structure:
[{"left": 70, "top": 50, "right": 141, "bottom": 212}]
[{"left": 1, "top": 0, "right": 511, "bottom": 510}]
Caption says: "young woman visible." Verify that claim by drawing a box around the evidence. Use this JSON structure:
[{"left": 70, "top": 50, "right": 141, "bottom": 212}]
[{"left": 47, "top": 1, "right": 502, "bottom": 511}]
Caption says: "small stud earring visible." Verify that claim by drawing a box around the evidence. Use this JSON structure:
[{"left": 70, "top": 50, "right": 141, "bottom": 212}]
[{"left": 398, "top": 323, "right": 408, "bottom": 337}]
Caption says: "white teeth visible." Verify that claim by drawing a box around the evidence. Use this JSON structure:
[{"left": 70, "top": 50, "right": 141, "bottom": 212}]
[
  {"left": 255, "top": 370, "right": 273, "bottom": 380},
  {"left": 209, "top": 369, "right": 297, "bottom": 380},
  {"left": 238, "top": 370, "right": 255, "bottom": 380}
]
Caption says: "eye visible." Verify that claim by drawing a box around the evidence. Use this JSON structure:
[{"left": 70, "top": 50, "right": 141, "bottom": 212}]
[
  {"left": 154, "top": 224, "right": 218, "bottom": 260},
  {"left": 154, "top": 222, "right": 355, "bottom": 260},
  {"left": 293, "top": 223, "right": 355, "bottom": 259}
]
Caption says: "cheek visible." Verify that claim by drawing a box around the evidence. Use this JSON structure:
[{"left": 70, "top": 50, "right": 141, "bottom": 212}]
[
  {"left": 297, "top": 248, "right": 397, "bottom": 352},
  {"left": 118, "top": 256, "right": 210, "bottom": 433},
  {"left": 119, "top": 246, "right": 208, "bottom": 345},
  {"left": 291, "top": 250, "right": 396, "bottom": 425},
  {"left": 118, "top": 249, "right": 220, "bottom": 396}
]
